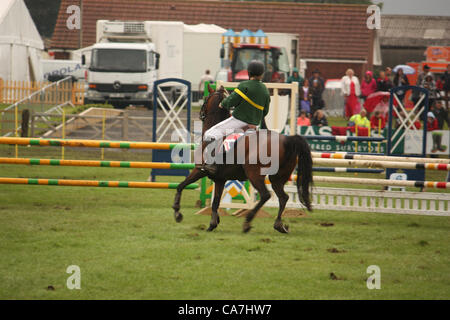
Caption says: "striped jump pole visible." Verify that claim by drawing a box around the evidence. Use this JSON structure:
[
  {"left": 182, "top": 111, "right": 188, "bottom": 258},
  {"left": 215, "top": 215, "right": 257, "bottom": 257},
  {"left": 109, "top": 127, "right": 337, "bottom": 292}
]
[
  {"left": 0, "top": 157, "right": 195, "bottom": 170},
  {"left": 312, "top": 167, "right": 384, "bottom": 174},
  {"left": 0, "top": 137, "right": 196, "bottom": 150},
  {"left": 313, "top": 158, "right": 450, "bottom": 171},
  {"left": 312, "top": 152, "right": 450, "bottom": 164},
  {"left": 313, "top": 176, "right": 450, "bottom": 189},
  {"left": 305, "top": 135, "right": 386, "bottom": 142},
  {"left": 1, "top": 157, "right": 449, "bottom": 171},
  {"left": 0, "top": 177, "right": 199, "bottom": 189}
]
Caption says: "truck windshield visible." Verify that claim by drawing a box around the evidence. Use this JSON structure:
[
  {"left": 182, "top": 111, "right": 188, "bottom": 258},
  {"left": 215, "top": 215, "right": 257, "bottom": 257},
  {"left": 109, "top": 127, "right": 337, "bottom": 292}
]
[
  {"left": 233, "top": 47, "right": 290, "bottom": 79},
  {"left": 90, "top": 49, "right": 147, "bottom": 72},
  {"left": 233, "top": 48, "right": 267, "bottom": 73}
]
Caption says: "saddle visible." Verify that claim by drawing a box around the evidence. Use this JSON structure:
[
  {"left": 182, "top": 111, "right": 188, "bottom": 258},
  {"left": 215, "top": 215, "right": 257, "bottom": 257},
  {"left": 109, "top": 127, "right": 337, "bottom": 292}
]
[{"left": 222, "top": 125, "right": 257, "bottom": 153}]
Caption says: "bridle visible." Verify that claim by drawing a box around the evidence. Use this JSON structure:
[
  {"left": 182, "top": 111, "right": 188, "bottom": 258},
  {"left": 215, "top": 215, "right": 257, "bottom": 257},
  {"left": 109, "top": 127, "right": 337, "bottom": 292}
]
[{"left": 199, "top": 89, "right": 229, "bottom": 122}]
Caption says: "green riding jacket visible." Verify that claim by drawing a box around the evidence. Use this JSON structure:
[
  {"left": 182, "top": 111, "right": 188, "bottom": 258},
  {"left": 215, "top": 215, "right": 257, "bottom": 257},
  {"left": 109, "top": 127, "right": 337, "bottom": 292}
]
[{"left": 221, "top": 79, "right": 271, "bottom": 126}]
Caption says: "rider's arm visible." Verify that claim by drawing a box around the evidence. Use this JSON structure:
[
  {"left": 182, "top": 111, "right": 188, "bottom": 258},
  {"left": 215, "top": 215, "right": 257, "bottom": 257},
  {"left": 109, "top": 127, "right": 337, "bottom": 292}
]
[{"left": 221, "top": 83, "right": 246, "bottom": 110}]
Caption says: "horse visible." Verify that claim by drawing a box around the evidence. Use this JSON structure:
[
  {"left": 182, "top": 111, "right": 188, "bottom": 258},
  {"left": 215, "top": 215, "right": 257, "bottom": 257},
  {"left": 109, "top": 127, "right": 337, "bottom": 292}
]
[{"left": 172, "top": 84, "right": 313, "bottom": 233}]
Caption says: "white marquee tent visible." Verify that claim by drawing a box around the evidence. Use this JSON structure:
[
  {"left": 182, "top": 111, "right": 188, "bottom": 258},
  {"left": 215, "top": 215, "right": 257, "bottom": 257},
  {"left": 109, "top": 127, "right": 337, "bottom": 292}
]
[{"left": 0, "top": 0, "right": 44, "bottom": 81}]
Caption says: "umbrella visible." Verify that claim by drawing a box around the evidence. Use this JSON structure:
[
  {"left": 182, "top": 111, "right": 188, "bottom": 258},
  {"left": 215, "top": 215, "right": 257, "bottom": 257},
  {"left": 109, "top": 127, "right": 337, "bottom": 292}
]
[
  {"left": 364, "top": 91, "right": 390, "bottom": 113},
  {"left": 393, "top": 65, "right": 416, "bottom": 75}
]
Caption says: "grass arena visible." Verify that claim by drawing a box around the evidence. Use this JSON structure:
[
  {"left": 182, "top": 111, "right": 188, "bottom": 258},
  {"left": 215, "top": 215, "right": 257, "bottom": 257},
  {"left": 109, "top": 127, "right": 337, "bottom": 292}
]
[{"left": 0, "top": 135, "right": 449, "bottom": 300}]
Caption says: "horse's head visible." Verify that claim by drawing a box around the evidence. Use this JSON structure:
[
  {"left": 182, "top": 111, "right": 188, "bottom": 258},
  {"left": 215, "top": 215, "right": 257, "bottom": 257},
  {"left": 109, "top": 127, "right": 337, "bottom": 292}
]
[{"left": 200, "top": 84, "right": 230, "bottom": 130}]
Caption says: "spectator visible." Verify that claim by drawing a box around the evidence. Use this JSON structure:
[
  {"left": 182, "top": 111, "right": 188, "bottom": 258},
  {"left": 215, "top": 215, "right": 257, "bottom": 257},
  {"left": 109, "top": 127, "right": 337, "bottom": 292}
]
[
  {"left": 427, "top": 112, "right": 447, "bottom": 153},
  {"left": 422, "top": 73, "right": 438, "bottom": 108},
  {"left": 199, "top": 69, "right": 214, "bottom": 93},
  {"left": 361, "top": 71, "right": 377, "bottom": 102},
  {"left": 287, "top": 67, "right": 304, "bottom": 87},
  {"left": 299, "top": 78, "right": 311, "bottom": 114},
  {"left": 370, "top": 110, "right": 386, "bottom": 130},
  {"left": 416, "top": 64, "right": 434, "bottom": 86},
  {"left": 349, "top": 109, "right": 370, "bottom": 128},
  {"left": 392, "top": 68, "right": 410, "bottom": 103},
  {"left": 310, "top": 79, "right": 325, "bottom": 114},
  {"left": 432, "top": 100, "right": 449, "bottom": 130},
  {"left": 297, "top": 110, "right": 311, "bottom": 126},
  {"left": 341, "top": 68, "right": 361, "bottom": 119},
  {"left": 385, "top": 67, "right": 394, "bottom": 82},
  {"left": 377, "top": 71, "right": 393, "bottom": 92},
  {"left": 442, "top": 64, "right": 450, "bottom": 108},
  {"left": 311, "top": 109, "right": 328, "bottom": 127},
  {"left": 413, "top": 64, "right": 433, "bottom": 106},
  {"left": 308, "top": 69, "right": 325, "bottom": 93}
]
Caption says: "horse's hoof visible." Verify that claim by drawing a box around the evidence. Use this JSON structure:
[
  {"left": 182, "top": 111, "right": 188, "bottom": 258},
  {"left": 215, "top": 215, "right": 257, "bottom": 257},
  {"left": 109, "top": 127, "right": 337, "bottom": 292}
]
[
  {"left": 174, "top": 212, "right": 183, "bottom": 223},
  {"left": 206, "top": 224, "right": 217, "bottom": 232},
  {"left": 243, "top": 222, "right": 252, "bottom": 233},
  {"left": 274, "top": 223, "right": 289, "bottom": 234}
]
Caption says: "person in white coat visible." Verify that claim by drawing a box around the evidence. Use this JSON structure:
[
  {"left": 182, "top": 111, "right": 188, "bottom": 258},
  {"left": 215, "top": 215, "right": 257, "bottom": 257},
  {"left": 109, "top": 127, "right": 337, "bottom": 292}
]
[{"left": 341, "top": 68, "right": 361, "bottom": 119}]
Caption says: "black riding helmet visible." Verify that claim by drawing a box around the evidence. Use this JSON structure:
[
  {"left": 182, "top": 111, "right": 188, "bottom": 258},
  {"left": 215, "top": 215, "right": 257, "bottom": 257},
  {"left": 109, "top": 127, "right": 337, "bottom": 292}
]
[{"left": 247, "top": 60, "right": 265, "bottom": 78}]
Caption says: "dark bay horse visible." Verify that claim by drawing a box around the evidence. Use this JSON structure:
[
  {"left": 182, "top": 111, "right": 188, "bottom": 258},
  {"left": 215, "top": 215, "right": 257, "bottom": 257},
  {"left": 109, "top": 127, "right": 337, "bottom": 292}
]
[{"left": 172, "top": 85, "right": 313, "bottom": 233}]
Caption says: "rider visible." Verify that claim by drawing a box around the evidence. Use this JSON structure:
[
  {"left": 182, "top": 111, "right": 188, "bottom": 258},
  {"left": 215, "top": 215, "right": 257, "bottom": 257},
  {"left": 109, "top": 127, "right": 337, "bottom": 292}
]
[{"left": 202, "top": 60, "right": 271, "bottom": 174}]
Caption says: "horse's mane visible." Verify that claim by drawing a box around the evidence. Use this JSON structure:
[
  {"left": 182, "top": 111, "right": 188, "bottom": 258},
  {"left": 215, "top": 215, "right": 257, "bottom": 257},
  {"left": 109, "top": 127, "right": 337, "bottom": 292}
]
[{"left": 200, "top": 87, "right": 230, "bottom": 127}]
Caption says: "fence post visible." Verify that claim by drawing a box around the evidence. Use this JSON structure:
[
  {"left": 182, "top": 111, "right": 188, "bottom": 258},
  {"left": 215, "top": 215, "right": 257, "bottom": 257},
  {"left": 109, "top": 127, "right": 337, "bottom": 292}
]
[{"left": 21, "top": 109, "right": 30, "bottom": 137}]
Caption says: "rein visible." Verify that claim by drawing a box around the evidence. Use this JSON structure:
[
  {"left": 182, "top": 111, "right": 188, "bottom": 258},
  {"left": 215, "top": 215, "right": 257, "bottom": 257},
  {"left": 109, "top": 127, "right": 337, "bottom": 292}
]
[{"left": 199, "top": 90, "right": 228, "bottom": 122}]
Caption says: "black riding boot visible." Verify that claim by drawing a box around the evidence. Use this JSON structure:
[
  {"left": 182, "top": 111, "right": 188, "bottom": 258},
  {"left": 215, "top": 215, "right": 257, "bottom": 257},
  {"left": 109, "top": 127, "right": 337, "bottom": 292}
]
[{"left": 202, "top": 138, "right": 220, "bottom": 175}]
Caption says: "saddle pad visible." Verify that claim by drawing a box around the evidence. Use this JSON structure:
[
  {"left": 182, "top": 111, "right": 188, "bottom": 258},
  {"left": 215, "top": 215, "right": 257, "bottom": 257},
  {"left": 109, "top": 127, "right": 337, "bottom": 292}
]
[{"left": 222, "top": 133, "right": 245, "bottom": 152}]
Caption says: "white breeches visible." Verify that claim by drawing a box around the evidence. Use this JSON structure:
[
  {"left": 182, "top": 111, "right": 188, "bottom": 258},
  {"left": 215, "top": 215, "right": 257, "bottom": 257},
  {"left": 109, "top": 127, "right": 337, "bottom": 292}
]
[{"left": 204, "top": 116, "right": 248, "bottom": 141}]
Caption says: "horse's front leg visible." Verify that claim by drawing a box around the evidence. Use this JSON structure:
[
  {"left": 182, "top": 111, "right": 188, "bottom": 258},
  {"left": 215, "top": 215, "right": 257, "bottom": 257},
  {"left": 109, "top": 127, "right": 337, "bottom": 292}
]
[
  {"left": 207, "top": 179, "right": 225, "bottom": 232},
  {"left": 172, "top": 168, "right": 207, "bottom": 223}
]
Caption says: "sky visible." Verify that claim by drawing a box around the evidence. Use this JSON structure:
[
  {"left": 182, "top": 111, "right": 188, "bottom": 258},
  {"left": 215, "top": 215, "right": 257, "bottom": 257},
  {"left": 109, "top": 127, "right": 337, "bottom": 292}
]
[{"left": 373, "top": 0, "right": 450, "bottom": 16}]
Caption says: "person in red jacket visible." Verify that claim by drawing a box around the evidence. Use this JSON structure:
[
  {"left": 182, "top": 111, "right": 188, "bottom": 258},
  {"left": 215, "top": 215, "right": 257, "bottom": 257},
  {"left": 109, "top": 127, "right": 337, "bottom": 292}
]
[
  {"left": 361, "top": 71, "right": 377, "bottom": 102},
  {"left": 370, "top": 110, "right": 386, "bottom": 130},
  {"left": 427, "top": 112, "right": 439, "bottom": 131}
]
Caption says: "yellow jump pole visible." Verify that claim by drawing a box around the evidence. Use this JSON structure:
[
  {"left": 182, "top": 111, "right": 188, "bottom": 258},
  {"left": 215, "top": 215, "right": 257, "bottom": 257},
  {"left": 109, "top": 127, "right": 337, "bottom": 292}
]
[
  {"left": 377, "top": 118, "right": 382, "bottom": 154},
  {"left": 61, "top": 108, "right": 66, "bottom": 160}
]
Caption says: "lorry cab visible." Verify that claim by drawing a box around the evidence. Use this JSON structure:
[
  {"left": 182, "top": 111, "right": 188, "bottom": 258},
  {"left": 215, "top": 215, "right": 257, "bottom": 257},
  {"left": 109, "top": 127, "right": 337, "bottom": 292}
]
[
  {"left": 84, "top": 42, "right": 159, "bottom": 108},
  {"left": 219, "top": 29, "right": 293, "bottom": 84},
  {"left": 230, "top": 43, "right": 290, "bottom": 83}
]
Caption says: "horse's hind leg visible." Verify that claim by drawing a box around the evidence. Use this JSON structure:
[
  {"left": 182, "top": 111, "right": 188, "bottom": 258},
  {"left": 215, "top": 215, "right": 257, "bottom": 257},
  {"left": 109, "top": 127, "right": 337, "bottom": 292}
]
[
  {"left": 207, "top": 179, "right": 225, "bottom": 232},
  {"left": 269, "top": 177, "right": 290, "bottom": 234},
  {"left": 172, "top": 168, "right": 207, "bottom": 223},
  {"left": 242, "top": 173, "right": 271, "bottom": 233}
]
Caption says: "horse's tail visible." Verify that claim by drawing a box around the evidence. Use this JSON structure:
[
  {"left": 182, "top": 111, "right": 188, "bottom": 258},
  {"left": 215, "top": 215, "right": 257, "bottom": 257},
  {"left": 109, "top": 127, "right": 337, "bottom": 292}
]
[{"left": 286, "top": 135, "right": 313, "bottom": 211}]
